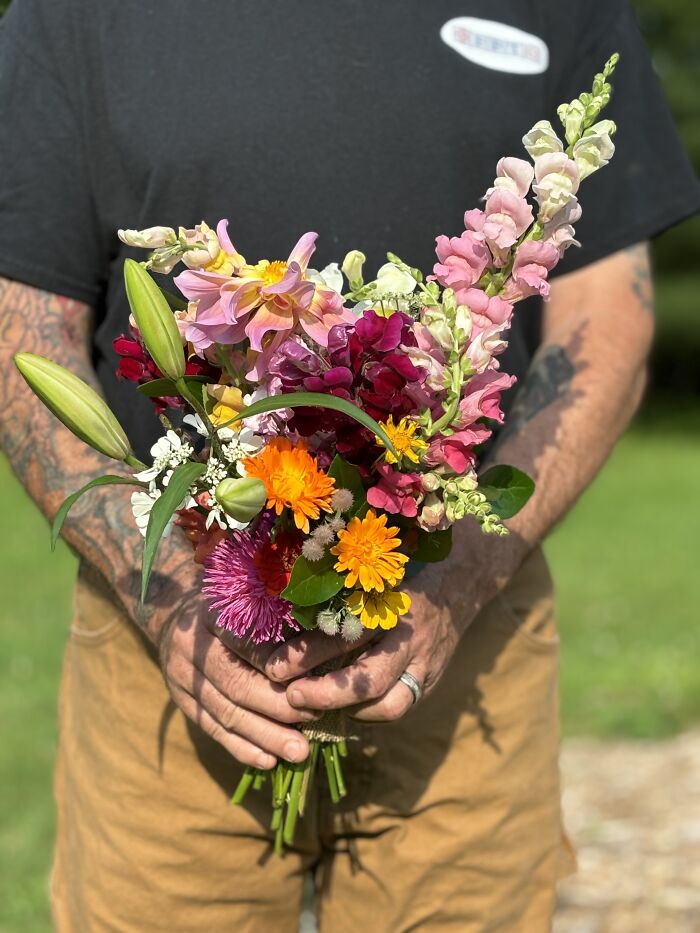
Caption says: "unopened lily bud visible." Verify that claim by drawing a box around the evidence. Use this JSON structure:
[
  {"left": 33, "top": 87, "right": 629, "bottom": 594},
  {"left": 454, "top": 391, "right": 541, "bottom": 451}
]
[
  {"left": 118, "top": 226, "right": 177, "bottom": 249},
  {"left": 341, "top": 250, "right": 366, "bottom": 290},
  {"left": 124, "top": 259, "right": 185, "bottom": 382},
  {"left": 14, "top": 353, "right": 131, "bottom": 461},
  {"left": 214, "top": 477, "right": 267, "bottom": 523}
]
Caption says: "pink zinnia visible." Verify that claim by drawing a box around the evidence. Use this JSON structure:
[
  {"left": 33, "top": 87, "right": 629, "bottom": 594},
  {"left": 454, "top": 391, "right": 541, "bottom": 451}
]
[{"left": 202, "top": 518, "right": 300, "bottom": 644}]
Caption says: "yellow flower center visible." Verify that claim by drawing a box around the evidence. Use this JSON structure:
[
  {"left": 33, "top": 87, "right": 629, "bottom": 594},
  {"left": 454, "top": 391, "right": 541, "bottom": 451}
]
[
  {"left": 377, "top": 416, "right": 428, "bottom": 465},
  {"left": 260, "top": 260, "right": 288, "bottom": 286}
]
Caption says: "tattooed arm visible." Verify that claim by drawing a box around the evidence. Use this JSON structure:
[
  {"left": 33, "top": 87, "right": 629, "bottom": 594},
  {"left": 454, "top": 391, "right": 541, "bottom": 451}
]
[
  {"left": 0, "top": 278, "right": 198, "bottom": 641},
  {"left": 0, "top": 278, "right": 316, "bottom": 768},
  {"left": 280, "top": 243, "right": 656, "bottom": 719}
]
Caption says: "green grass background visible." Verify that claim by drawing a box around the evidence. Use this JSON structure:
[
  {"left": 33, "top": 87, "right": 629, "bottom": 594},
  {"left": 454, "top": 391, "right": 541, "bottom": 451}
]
[{"left": 2, "top": 393, "right": 699, "bottom": 930}]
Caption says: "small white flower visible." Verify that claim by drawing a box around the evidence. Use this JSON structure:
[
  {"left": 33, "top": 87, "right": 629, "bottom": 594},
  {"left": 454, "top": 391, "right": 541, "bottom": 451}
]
[
  {"left": 135, "top": 430, "right": 194, "bottom": 483},
  {"left": 341, "top": 613, "right": 365, "bottom": 642},
  {"left": 118, "top": 226, "right": 177, "bottom": 249},
  {"left": 330, "top": 488, "right": 354, "bottom": 513},
  {"left": 130, "top": 489, "right": 176, "bottom": 539}
]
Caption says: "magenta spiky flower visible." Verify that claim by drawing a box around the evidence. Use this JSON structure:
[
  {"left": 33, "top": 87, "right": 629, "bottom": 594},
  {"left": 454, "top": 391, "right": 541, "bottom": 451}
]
[{"left": 202, "top": 516, "right": 300, "bottom": 644}]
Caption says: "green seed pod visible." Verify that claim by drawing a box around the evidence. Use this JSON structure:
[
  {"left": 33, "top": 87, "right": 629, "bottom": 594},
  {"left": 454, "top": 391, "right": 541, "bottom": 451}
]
[
  {"left": 14, "top": 353, "right": 131, "bottom": 461},
  {"left": 214, "top": 477, "right": 267, "bottom": 523},
  {"left": 123, "top": 258, "right": 185, "bottom": 381}
]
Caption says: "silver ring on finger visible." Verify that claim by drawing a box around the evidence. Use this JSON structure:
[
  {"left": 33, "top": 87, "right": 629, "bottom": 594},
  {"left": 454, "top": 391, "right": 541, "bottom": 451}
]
[{"left": 398, "top": 670, "right": 423, "bottom": 705}]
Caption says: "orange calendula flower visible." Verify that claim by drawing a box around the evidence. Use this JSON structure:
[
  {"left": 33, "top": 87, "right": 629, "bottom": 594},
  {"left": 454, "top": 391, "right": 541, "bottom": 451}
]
[
  {"left": 242, "top": 438, "right": 335, "bottom": 533},
  {"left": 331, "top": 509, "right": 408, "bottom": 592}
]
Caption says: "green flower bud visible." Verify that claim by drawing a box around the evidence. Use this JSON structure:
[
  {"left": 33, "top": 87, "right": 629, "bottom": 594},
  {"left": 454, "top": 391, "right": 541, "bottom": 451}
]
[
  {"left": 14, "top": 353, "right": 131, "bottom": 461},
  {"left": 341, "top": 250, "right": 366, "bottom": 290},
  {"left": 214, "top": 477, "right": 267, "bottom": 523},
  {"left": 123, "top": 258, "right": 185, "bottom": 381}
]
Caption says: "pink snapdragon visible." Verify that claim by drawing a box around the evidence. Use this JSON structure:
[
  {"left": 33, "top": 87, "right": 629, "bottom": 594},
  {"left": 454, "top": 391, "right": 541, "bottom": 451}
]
[
  {"left": 480, "top": 190, "right": 534, "bottom": 252},
  {"left": 485, "top": 157, "right": 535, "bottom": 199},
  {"left": 367, "top": 465, "right": 424, "bottom": 518},
  {"left": 457, "top": 370, "right": 517, "bottom": 426},
  {"left": 502, "top": 240, "right": 560, "bottom": 301},
  {"left": 425, "top": 423, "right": 493, "bottom": 474},
  {"left": 433, "top": 230, "right": 491, "bottom": 301}
]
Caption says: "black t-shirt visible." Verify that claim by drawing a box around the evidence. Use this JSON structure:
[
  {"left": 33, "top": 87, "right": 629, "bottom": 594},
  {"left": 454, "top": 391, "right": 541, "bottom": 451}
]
[{"left": 1, "top": 0, "right": 698, "bottom": 460}]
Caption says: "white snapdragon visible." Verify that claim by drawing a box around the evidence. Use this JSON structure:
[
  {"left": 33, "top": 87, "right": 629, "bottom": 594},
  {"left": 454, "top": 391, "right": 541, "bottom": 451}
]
[
  {"left": 134, "top": 430, "right": 194, "bottom": 483},
  {"left": 307, "top": 262, "right": 344, "bottom": 295},
  {"left": 573, "top": 120, "right": 616, "bottom": 180},
  {"left": 521, "top": 120, "right": 564, "bottom": 159},
  {"left": 532, "top": 153, "right": 580, "bottom": 223},
  {"left": 373, "top": 261, "right": 417, "bottom": 299},
  {"left": 118, "top": 226, "right": 177, "bottom": 249},
  {"left": 179, "top": 222, "right": 221, "bottom": 269}
]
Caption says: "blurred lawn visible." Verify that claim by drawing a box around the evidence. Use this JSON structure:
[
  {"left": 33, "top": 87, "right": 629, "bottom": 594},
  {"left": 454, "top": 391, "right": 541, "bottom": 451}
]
[{"left": 1, "top": 401, "right": 699, "bottom": 930}]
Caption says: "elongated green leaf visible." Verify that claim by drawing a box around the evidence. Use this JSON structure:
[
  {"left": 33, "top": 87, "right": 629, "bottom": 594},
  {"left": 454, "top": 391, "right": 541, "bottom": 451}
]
[
  {"left": 228, "top": 392, "right": 398, "bottom": 458},
  {"left": 51, "top": 475, "right": 142, "bottom": 550},
  {"left": 479, "top": 465, "right": 535, "bottom": 520},
  {"left": 411, "top": 527, "right": 453, "bottom": 562},
  {"left": 141, "top": 461, "right": 205, "bottom": 601},
  {"left": 282, "top": 551, "right": 344, "bottom": 607},
  {"left": 137, "top": 375, "right": 208, "bottom": 398}
]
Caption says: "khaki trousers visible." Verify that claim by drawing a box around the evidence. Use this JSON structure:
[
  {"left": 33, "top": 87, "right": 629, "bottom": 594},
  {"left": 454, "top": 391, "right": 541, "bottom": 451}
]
[{"left": 51, "top": 546, "right": 574, "bottom": 932}]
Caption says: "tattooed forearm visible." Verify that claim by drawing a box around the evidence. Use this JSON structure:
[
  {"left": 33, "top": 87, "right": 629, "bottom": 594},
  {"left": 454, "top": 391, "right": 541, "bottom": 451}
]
[
  {"left": 625, "top": 243, "right": 654, "bottom": 314},
  {"left": 498, "top": 343, "right": 575, "bottom": 443},
  {"left": 0, "top": 278, "right": 198, "bottom": 642}
]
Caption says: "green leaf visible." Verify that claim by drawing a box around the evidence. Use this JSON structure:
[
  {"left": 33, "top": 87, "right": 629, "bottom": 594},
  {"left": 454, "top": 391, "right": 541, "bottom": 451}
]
[
  {"left": 159, "top": 286, "right": 188, "bottom": 311},
  {"left": 327, "top": 455, "right": 367, "bottom": 516},
  {"left": 51, "top": 475, "right": 143, "bottom": 551},
  {"left": 227, "top": 392, "right": 398, "bottom": 458},
  {"left": 411, "top": 527, "right": 453, "bottom": 562},
  {"left": 282, "top": 550, "right": 344, "bottom": 607},
  {"left": 479, "top": 465, "right": 535, "bottom": 520},
  {"left": 137, "top": 375, "right": 208, "bottom": 398},
  {"left": 141, "top": 461, "right": 206, "bottom": 601},
  {"left": 291, "top": 604, "right": 322, "bottom": 630}
]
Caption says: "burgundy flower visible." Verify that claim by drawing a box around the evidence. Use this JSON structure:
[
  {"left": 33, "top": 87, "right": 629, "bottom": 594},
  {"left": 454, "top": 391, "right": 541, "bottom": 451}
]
[{"left": 113, "top": 328, "right": 219, "bottom": 414}]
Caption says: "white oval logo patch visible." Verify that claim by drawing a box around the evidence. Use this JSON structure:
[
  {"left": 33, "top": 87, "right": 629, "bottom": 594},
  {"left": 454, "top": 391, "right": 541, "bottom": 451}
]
[{"left": 440, "top": 17, "right": 549, "bottom": 75}]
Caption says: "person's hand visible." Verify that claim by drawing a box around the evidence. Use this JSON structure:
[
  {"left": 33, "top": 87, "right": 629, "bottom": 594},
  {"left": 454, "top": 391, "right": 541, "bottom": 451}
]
[
  {"left": 156, "top": 598, "right": 325, "bottom": 770},
  {"left": 265, "top": 561, "right": 478, "bottom": 722}
]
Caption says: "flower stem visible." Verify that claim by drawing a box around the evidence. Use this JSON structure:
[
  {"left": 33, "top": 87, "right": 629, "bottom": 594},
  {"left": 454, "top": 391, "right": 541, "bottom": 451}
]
[
  {"left": 283, "top": 763, "right": 306, "bottom": 846},
  {"left": 332, "top": 745, "right": 347, "bottom": 798},
  {"left": 322, "top": 744, "right": 340, "bottom": 803},
  {"left": 231, "top": 767, "right": 255, "bottom": 805}
]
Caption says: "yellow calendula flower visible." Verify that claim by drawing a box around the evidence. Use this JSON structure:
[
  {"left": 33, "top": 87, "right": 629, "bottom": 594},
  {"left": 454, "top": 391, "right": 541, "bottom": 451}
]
[
  {"left": 376, "top": 415, "right": 428, "bottom": 465},
  {"left": 242, "top": 438, "right": 335, "bottom": 534},
  {"left": 331, "top": 509, "right": 408, "bottom": 592},
  {"left": 346, "top": 588, "right": 411, "bottom": 630}
]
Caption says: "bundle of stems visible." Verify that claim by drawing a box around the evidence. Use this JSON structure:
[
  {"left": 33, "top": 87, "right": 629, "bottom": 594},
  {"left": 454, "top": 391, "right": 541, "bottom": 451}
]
[{"left": 232, "top": 738, "right": 348, "bottom": 854}]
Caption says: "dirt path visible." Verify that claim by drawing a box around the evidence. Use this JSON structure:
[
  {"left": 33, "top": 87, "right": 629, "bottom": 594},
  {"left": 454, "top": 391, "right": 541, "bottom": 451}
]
[{"left": 554, "top": 730, "right": 700, "bottom": 933}]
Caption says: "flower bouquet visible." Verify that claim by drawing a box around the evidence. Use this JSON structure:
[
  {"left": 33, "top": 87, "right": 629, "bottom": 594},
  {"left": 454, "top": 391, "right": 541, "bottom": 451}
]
[{"left": 16, "top": 58, "right": 619, "bottom": 853}]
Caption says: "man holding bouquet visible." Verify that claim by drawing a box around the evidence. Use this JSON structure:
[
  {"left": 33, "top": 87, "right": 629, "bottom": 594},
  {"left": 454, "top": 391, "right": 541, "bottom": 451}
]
[{"left": 0, "top": 0, "right": 699, "bottom": 930}]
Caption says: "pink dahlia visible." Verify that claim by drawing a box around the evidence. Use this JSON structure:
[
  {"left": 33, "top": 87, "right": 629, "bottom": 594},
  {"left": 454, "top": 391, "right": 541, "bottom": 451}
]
[{"left": 202, "top": 518, "right": 301, "bottom": 644}]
